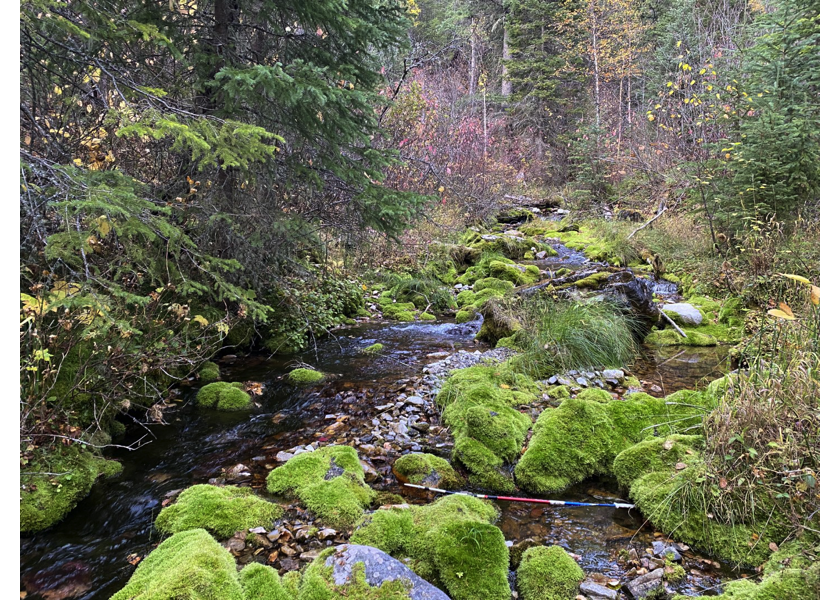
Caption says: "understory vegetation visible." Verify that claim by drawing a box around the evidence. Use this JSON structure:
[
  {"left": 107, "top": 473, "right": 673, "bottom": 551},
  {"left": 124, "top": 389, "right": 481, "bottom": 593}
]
[{"left": 21, "top": 0, "right": 817, "bottom": 598}]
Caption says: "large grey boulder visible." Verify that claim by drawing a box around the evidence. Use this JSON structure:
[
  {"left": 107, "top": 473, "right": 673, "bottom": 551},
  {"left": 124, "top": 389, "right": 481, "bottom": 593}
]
[{"left": 324, "top": 544, "right": 450, "bottom": 600}]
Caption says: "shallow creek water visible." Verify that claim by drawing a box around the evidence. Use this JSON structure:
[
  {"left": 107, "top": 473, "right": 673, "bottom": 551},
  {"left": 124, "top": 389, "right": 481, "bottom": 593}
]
[
  {"left": 22, "top": 216, "right": 738, "bottom": 599},
  {"left": 21, "top": 318, "right": 736, "bottom": 600}
]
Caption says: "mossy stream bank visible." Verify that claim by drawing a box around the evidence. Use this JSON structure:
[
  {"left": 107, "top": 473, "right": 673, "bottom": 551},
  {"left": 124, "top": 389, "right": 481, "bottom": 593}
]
[
  {"left": 21, "top": 205, "right": 816, "bottom": 600},
  {"left": 22, "top": 316, "right": 748, "bottom": 600}
]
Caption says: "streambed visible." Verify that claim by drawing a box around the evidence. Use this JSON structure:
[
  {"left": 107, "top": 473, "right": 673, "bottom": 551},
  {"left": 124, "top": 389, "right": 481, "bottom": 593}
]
[{"left": 21, "top": 317, "right": 734, "bottom": 600}]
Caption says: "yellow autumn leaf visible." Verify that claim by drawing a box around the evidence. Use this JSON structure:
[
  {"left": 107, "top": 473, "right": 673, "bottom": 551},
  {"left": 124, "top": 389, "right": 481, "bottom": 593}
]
[
  {"left": 499, "top": 384, "right": 511, "bottom": 389},
  {"left": 778, "top": 273, "right": 811, "bottom": 285},
  {"left": 768, "top": 309, "right": 796, "bottom": 321},
  {"left": 438, "top": 186, "right": 445, "bottom": 193},
  {"left": 778, "top": 302, "right": 794, "bottom": 318},
  {"left": 810, "top": 285, "right": 820, "bottom": 306},
  {"left": 193, "top": 314, "right": 209, "bottom": 327}
]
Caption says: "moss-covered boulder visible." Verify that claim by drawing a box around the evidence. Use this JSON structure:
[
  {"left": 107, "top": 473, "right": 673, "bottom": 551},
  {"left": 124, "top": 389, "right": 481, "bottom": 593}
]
[
  {"left": 514, "top": 390, "right": 712, "bottom": 494},
  {"left": 21, "top": 445, "right": 122, "bottom": 533},
  {"left": 393, "top": 453, "right": 464, "bottom": 489},
  {"left": 436, "top": 363, "right": 537, "bottom": 491},
  {"left": 646, "top": 295, "right": 745, "bottom": 347},
  {"left": 198, "top": 361, "right": 221, "bottom": 381},
  {"left": 488, "top": 261, "right": 540, "bottom": 286},
  {"left": 516, "top": 546, "right": 585, "bottom": 600},
  {"left": 154, "top": 484, "right": 282, "bottom": 538},
  {"left": 350, "top": 495, "right": 509, "bottom": 600},
  {"left": 287, "top": 368, "right": 325, "bottom": 385},
  {"left": 298, "top": 544, "right": 456, "bottom": 600},
  {"left": 266, "top": 446, "right": 374, "bottom": 529},
  {"left": 361, "top": 343, "right": 384, "bottom": 355},
  {"left": 614, "top": 432, "right": 796, "bottom": 568},
  {"left": 196, "top": 381, "right": 252, "bottom": 410},
  {"left": 380, "top": 301, "right": 418, "bottom": 322},
  {"left": 576, "top": 388, "right": 612, "bottom": 403},
  {"left": 239, "top": 562, "right": 298, "bottom": 600},
  {"left": 473, "top": 277, "right": 515, "bottom": 294},
  {"left": 110, "top": 529, "right": 244, "bottom": 600},
  {"left": 456, "top": 309, "right": 478, "bottom": 323}
]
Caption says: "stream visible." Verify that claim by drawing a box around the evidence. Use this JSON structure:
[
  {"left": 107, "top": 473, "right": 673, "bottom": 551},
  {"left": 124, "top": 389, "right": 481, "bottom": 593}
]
[{"left": 21, "top": 211, "right": 737, "bottom": 600}]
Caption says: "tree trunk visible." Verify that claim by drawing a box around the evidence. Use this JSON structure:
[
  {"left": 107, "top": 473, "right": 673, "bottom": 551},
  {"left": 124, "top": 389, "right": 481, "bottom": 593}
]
[
  {"left": 501, "top": 16, "right": 512, "bottom": 97},
  {"left": 469, "top": 17, "right": 477, "bottom": 97}
]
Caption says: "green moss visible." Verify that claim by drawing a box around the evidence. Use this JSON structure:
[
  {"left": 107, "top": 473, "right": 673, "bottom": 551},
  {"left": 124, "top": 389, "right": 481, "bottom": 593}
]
[
  {"left": 434, "top": 363, "right": 539, "bottom": 491},
  {"left": 21, "top": 445, "right": 122, "bottom": 533},
  {"left": 227, "top": 321, "right": 256, "bottom": 348},
  {"left": 473, "top": 277, "right": 515, "bottom": 293},
  {"left": 515, "top": 391, "right": 711, "bottom": 494},
  {"left": 711, "top": 562, "right": 819, "bottom": 600},
  {"left": 568, "top": 271, "right": 611, "bottom": 289},
  {"left": 196, "top": 381, "right": 252, "bottom": 410},
  {"left": 110, "top": 529, "right": 244, "bottom": 600},
  {"left": 434, "top": 521, "right": 510, "bottom": 600},
  {"left": 576, "top": 388, "right": 612, "bottom": 403},
  {"left": 372, "top": 491, "right": 406, "bottom": 508},
  {"left": 516, "top": 546, "right": 585, "bottom": 600},
  {"left": 361, "top": 343, "right": 384, "bottom": 354},
  {"left": 545, "top": 385, "right": 571, "bottom": 401},
  {"left": 380, "top": 302, "right": 417, "bottom": 319},
  {"left": 154, "top": 484, "right": 282, "bottom": 538},
  {"left": 419, "top": 312, "right": 436, "bottom": 321},
  {"left": 298, "top": 552, "right": 412, "bottom": 600},
  {"left": 393, "top": 453, "right": 464, "bottom": 489},
  {"left": 266, "top": 445, "right": 373, "bottom": 529},
  {"left": 612, "top": 435, "right": 704, "bottom": 486},
  {"left": 645, "top": 328, "right": 719, "bottom": 346},
  {"left": 557, "top": 227, "right": 623, "bottom": 266},
  {"left": 239, "top": 562, "right": 296, "bottom": 600},
  {"left": 456, "top": 309, "right": 477, "bottom": 323},
  {"left": 663, "top": 558, "right": 686, "bottom": 583},
  {"left": 519, "top": 219, "right": 563, "bottom": 236},
  {"left": 495, "top": 334, "right": 522, "bottom": 349},
  {"left": 288, "top": 368, "right": 325, "bottom": 385},
  {"left": 647, "top": 295, "right": 744, "bottom": 347},
  {"left": 354, "top": 307, "right": 372, "bottom": 318},
  {"left": 198, "top": 362, "right": 221, "bottom": 381},
  {"left": 350, "top": 495, "right": 507, "bottom": 600},
  {"left": 488, "top": 261, "right": 539, "bottom": 286}
]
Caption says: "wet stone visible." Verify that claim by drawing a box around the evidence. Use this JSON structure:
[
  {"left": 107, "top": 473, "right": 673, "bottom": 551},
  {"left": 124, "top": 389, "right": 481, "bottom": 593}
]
[
  {"left": 576, "top": 377, "right": 589, "bottom": 387},
  {"left": 405, "top": 396, "right": 425, "bottom": 406},
  {"left": 267, "top": 530, "right": 281, "bottom": 542},
  {"left": 623, "top": 568, "right": 664, "bottom": 600},
  {"left": 580, "top": 580, "right": 619, "bottom": 600}
]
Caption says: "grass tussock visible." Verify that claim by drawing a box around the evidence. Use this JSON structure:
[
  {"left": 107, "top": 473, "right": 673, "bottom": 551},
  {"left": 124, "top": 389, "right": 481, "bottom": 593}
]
[{"left": 512, "top": 297, "right": 637, "bottom": 378}]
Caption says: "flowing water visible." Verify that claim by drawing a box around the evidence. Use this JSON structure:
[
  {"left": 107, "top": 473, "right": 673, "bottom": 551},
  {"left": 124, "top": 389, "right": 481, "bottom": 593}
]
[
  {"left": 20, "top": 317, "right": 734, "bottom": 600},
  {"left": 21, "top": 216, "right": 737, "bottom": 599}
]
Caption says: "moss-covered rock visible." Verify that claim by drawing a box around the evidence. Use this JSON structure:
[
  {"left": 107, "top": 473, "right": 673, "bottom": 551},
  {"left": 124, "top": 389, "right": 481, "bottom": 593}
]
[
  {"left": 267, "top": 446, "right": 374, "bottom": 529},
  {"left": 569, "top": 271, "right": 612, "bottom": 289},
  {"left": 287, "top": 368, "right": 325, "bottom": 385},
  {"left": 380, "top": 302, "right": 417, "bottom": 320},
  {"left": 110, "top": 529, "right": 244, "bottom": 600},
  {"left": 488, "top": 261, "right": 540, "bottom": 286},
  {"left": 419, "top": 312, "right": 436, "bottom": 321},
  {"left": 516, "top": 546, "right": 585, "bottom": 600},
  {"left": 239, "top": 562, "right": 296, "bottom": 600},
  {"left": 155, "top": 485, "right": 281, "bottom": 538},
  {"left": 556, "top": 227, "right": 622, "bottom": 266},
  {"left": 456, "top": 309, "right": 478, "bottom": 323},
  {"left": 435, "top": 362, "right": 536, "bottom": 491},
  {"left": 361, "top": 343, "right": 384, "bottom": 355},
  {"left": 198, "top": 361, "right": 221, "bottom": 381},
  {"left": 196, "top": 381, "right": 252, "bottom": 410},
  {"left": 297, "top": 548, "right": 413, "bottom": 600},
  {"left": 612, "top": 434, "right": 704, "bottom": 485},
  {"left": 350, "top": 495, "right": 508, "bottom": 600},
  {"left": 393, "top": 453, "right": 464, "bottom": 489},
  {"left": 21, "top": 445, "right": 122, "bottom": 533},
  {"left": 646, "top": 295, "right": 745, "bottom": 347},
  {"left": 515, "top": 390, "right": 712, "bottom": 494},
  {"left": 576, "top": 388, "right": 613, "bottom": 403},
  {"left": 473, "top": 277, "right": 515, "bottom": 293}
]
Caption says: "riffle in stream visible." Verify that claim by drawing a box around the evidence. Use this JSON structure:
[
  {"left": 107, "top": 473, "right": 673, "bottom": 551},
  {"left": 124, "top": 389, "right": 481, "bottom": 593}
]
[{"left": 21, "top": 317, "right": 735, "bottom": 600}]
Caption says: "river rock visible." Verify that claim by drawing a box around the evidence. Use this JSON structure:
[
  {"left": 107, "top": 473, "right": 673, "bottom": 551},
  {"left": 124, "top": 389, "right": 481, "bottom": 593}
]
[
  {"left": 662, "top": 303, "right": 703, "bottom": 326},
  {"left": 623, "top": 568, "right": 664, "bottom": 599},
  {"left": 602, "top": 369, "right": 624, "bottom": 382},
  {"left": 324, "top": 544, "right": 450, "bottom": 599},
  {"left": 652, "top": 541, "right": 682, "bottom": 562},
  {"left": 580, "top": 580, "right": 619, "bottom": 600}
]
